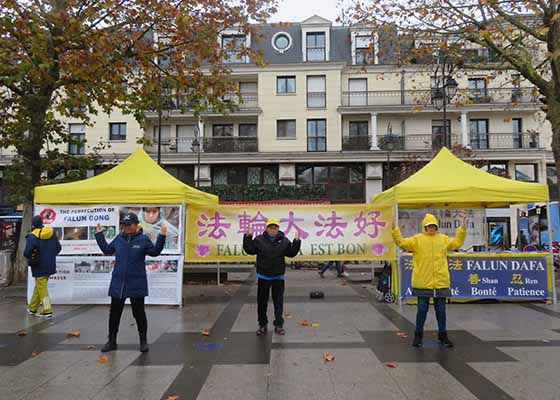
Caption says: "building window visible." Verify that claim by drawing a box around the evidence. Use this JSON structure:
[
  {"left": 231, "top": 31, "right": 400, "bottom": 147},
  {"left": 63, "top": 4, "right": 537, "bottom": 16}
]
[
  {"left": 239, "top": 124, "right": 257, "bottom": 137},
  {"left": 349, "top": 121, "right": 369, "bottom": 136},
  {"left": 296, "top": 164, "right": 365, "bottom": 203},
  {"left": 512, "top": 118, "right": 523, "bottom": 148},
  {"left": 547, "top": 165, "right": 558, "bottom": 200},
  {"left": 306, "top": 32, "right": 325, "bottom": 61},
  {"left": 482, "top": 162, "right": 508, "bottom": 178},
  {"left": 469, "top": 119, "right": 489, "bottom": 149},
  {"left": 355, "top": 35, "right": 374, "bottom": 65},
  {"left": 109, "top": 123, "right": 126, "bottom": 141},
  {"left": 272, "top": 32, "right": 292, "bottom": 53},
  {"left": 152, "top": 125, "right": 171, "bottom": 144},
  {"left": 222, "top": 34, "right": 246, "bottom": 63},
  {"left": 307, "top": 119, "right": 327, "bottom": 152},
  {"left": 213, "top": 165, "right": 277, "bottom": 186},
  {"left": 277, "top": 120, "right": 296, "bottom": 139},
  {"left": 468, "top": 78, "right": 488, "bottom": 103},
  {"left": 515, "top": 164, "right": 538, "bottom": 182},
  {"left": 277, "top": 76, "right": 296, "bottom": 94},
  {"left": 348, "top": 78, "right": 367, "bottom": 106},
  {"left": 68, "top": 123, "right": 85, "bottom": 155},
  {"left": 212, "top": 124, "right": 233, "bottom": 137},
  {"left": 307, "top": 75, "right": 326, "bottom": 108},
  {"left": 431, "top": 119, "right": 451, "bottom": 149}
]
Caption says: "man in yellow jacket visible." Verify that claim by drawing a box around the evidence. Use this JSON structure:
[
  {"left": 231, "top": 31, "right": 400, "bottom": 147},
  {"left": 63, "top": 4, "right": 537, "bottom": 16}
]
[{"left": 392, "top": 212, "right": 467, "bottom": 348}]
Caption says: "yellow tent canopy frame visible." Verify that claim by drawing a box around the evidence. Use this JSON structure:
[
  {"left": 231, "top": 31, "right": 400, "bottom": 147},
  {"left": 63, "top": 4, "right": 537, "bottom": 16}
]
[
  {"left": 371, "top": 147, "right": 549, "bottom": 208},
  {"left": 34, "top": 148, "right": 218, "bottom": 206}
]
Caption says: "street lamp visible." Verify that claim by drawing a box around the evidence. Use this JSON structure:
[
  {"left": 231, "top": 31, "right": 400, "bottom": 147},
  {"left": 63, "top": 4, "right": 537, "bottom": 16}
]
[
  {"left": 431, "top": 57, "right": 458, "bottom": 149},
  {"left": 191, "top": 126, "right": 201, "bottom": 188},
  {"left": 156, "top": 81, "right": 172, "bottom": 165}
]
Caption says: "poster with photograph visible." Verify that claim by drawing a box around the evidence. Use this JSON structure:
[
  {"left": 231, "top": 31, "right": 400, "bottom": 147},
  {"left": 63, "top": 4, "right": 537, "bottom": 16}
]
[
  {"left": 27, "top": 255, "right": 183, "bottom": 305},
  {"left": 34, "top": 204, "right": 184, "bottom": 255},
  {"left": 0, "top": 216, "right": 22, "bottom": 251}
]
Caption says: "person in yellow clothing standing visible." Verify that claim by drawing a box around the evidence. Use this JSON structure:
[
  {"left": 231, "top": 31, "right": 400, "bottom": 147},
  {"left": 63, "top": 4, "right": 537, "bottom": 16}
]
[
  {"left": 24, "top": 216, "right": 61, "bottom": 318},
  {"left": 392, "top": 212, "right": 467, "bottom": 348}
]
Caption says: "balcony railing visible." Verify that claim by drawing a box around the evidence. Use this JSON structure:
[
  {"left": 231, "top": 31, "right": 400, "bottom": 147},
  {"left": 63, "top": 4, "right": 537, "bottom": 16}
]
[
  {"left": 146, "top": 136, "right": 258, "bottom": 153},
  {"left": 307, "top": 92, "right": 326, "bottom": 108},
  {"left": 203, "top": 136, "right": 258, "bottom": 153},
  {"left": 469, "top": 132, "right": 541, "bottom": 150},
  {"left": 342, "top": 135, "right": 371, "bottom": 151},
  {"left": 307, "top": 47, "right": 326, "bottom": 62},
  {"left": 341, "top": 87, "right": 539, "bottom": 107},
  {"left": 149, "top": 92, "right": 259, "bottom": 115}
]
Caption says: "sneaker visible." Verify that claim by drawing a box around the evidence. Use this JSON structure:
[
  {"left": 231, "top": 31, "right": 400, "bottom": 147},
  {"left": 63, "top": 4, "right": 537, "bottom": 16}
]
[
  {"left": 274, "top": 327, "right": 286, "bottom": 335},
  {"left": 27, "top": 309, "right": 38, "bottom": 316},
  {"left": 438, "top": 332, "right": 454, "bottom": 348},
  {"left": 256, "top": 326, "right": 267, "bottom": 336},
  {"left": 40, "top": 312, "right": 53, "bottom": 319},
  {"left": 412, "top": 332, "right": 423, "bottom": 348}
]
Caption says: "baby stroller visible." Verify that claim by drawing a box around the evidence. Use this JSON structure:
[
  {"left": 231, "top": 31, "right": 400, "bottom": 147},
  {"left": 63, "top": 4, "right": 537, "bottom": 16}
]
[{"left": 376, "top": 261, "right": 395, "bottom": 303}]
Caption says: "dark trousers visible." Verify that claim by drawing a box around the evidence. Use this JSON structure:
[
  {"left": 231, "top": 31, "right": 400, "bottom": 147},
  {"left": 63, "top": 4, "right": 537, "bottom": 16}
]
[
  {"left": 415, "top": 296, "right": 447, "bottom": 334},
  {"left": 320, "top": 261, "right": 343, "bottom": 275},
  {"left": 109, "top": 297, "right": 147, "bottom": 336},
  {"left": 257, "top": 278, "right": 285, "bottom": 327}
]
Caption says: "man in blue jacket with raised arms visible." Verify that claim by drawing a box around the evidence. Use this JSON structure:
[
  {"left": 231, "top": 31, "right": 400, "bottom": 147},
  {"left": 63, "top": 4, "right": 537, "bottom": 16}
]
[{"left": 95, "top": 212, "right": 166, "bottom": 353}]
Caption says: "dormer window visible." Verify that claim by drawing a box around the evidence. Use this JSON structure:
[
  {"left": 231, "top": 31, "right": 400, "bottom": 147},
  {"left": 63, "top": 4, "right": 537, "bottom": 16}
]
[
  {"left": 306, "top": 32, "right": 326, "bottom": 61},
  {"left": 222, "top": 34, "right": 247, "bottom": 63},
  {"left": 355, "top": 35, "right": 374, "bottom": 65}
]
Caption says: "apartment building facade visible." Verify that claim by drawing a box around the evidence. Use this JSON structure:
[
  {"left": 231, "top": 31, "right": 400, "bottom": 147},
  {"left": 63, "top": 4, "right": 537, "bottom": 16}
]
[{"left": 0, "top": 15, "right": 554, "bottom": 206}]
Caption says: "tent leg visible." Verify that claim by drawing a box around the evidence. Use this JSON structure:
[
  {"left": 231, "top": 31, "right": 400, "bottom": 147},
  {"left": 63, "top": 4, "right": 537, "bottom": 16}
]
[
  {"left": 217, "top": 262, "right": 221, "bottom": 286},
  {"left": 546, "top": 203, "right": 557, "bottom": 304},
  {"left": 395, "top": 203, "right": 402, "bottom": 306}
]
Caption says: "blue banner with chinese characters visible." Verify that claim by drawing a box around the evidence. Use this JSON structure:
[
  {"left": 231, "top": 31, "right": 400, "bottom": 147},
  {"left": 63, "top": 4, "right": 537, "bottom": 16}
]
[{"left": 399, "top": 253, "right": 552, "bottom": 300}]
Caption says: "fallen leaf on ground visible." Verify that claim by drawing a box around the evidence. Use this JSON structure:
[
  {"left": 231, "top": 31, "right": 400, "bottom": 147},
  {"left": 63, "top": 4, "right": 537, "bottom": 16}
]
[
  {"left": 66, "top": 330, "right": 80, "bottom": 338},
  {"left": 299, "top": 320, "right": 309, "bottom": 327},
  {"left": 385, "top": 362, "right": 399, "bottom": 368},
  {"left": 202, "top": 329, "right": 210, "bottom": 336},
  {"left": 396, "top": 332, "right": 408, "bottom": 338},
  {"left": 31, "top": 352, "right": 40, "bottom": 357},
  {"left": 87, "top": 345, "right": 95, "bottom": 349},
  {"left": 311, "top": 323, "right": 320, "bottom": 328},
  {"left": 16, "top": 330, "right": 27, "bottom": 337},
  {"left": 165, "top": 396, "right": 180, "bottom": 400},
  {"left": 284, "top": 312, "right": 292, "bottom": 319},
  {"left": 324, "top": 353, "right": 335, "bottom": 362},
  {"left": 98, "top": 355, "right": 109, "bottom": 364}
]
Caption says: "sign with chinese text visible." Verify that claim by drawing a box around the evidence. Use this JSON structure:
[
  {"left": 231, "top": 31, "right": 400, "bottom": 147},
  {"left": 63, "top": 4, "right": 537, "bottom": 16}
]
[
  {"left": 186, "top": 204, "right": 395, "bottom": 262},
  {"left": 399, "top": 253, "right": 552, "bottom": 300}
]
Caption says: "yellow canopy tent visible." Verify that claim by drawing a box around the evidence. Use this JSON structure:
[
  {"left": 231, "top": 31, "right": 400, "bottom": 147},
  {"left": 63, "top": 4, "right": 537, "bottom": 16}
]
[
  {"left": 371, "top": 147, "right": 549, "bottom": 207},
  {"left": 34, "top": 148, "right": 218, "bottom": 205}
]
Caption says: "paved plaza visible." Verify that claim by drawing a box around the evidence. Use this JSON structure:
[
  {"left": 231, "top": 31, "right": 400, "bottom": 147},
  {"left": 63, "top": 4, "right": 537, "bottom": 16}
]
[{"left": 1, "top": 269, "right": 560, "bottom": 400}]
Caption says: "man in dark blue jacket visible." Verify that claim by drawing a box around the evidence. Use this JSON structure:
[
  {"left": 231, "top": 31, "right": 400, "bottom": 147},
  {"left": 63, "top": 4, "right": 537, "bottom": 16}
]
[
  {"left": 95, "top": 212, "right": 166, "bottom": 353},
  {"left": 243, "top": 217, "right": 301, "bottom": 336},
  {"left": 24, "top": 215, "right": 61, "bottom": 318}
]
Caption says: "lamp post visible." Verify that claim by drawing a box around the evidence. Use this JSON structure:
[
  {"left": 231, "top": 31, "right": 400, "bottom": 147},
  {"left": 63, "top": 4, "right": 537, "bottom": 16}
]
[
  {"left": 157, "top": 81, "right": 172, "bottom": 166},
  {"left": 191, "top": 126, "right": 201, "bottom": 188},
  {"left": 431, "top": 57, "right": 458, "bottom": 149}
]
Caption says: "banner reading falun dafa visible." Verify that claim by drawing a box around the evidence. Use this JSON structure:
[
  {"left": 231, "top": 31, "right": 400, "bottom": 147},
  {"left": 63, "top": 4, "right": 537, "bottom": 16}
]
[{"left": 186, "top": 204, "right": 395, "bottom": 262}]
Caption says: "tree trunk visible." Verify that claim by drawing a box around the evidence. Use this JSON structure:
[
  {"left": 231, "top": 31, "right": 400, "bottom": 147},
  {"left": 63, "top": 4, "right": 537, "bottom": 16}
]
[
  {"left": 13, "top": 202, "right": 32, "bottom": 283},
  {"left": 549, "top": 100, "right": 560, "bottom": 202}
]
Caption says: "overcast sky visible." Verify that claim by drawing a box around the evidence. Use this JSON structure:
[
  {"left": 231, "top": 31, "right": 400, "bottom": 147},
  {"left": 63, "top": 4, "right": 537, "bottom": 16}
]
[{"left": 270, "top": 0, "right": 349, "bottom": 24}]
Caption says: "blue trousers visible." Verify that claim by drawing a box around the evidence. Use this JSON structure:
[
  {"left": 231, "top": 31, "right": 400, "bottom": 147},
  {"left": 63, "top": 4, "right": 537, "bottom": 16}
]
[{"left": 415, "top": 296, "right": 447, "bottom": 334}]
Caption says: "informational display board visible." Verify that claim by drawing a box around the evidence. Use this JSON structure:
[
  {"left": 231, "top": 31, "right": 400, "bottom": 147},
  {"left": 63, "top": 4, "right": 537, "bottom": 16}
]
[
  {"left": 399, "top": 253, "right": 552, "bottom": 300},
  {"left": 186, "top": 204, "right": 395, "bottom": 262},
  {"left": 34, "top": 204, "right": 183, "bottom": 255},
  {"left": 27, "top": 256, "right": 183, "bottom": 305}
]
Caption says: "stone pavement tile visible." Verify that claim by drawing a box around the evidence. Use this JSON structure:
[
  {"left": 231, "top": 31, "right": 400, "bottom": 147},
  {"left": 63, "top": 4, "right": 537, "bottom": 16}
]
[
  {"left": 0, "top": 302, "right": 78, "bottom": 333},
  {"left": 269, "top": 349, "right": 406, "bottom": 400},
  {"left": 48, "top": 350, "right": 139, "bottom": 387},
  {"left": 196, "top": 364, "right": 269, "bottom": 400},
  {"left": 386, "top": 362, "right": 479, "bottom": 400},
  {"left": 43, "top": 306, "right": 180, "bottom": 344},
  {"left": 166, "top": 303, "right": 228, "bottom": 333},
  {"left": 496, "top": 347, "right": 560, "bottom": 386},
  {"left": 0, "top": 351, "right": 91, "bottom": 398},
  {"left": 91, "top": 365, "right": 183, "bottom": 400},
  {"left": 468, "top": 329, "right": 560, "bottom": 341},
  {"left": 19, "top": 383, "right": 99, "bottom": 400},
  {"left": 231, "top": 302, "right": 396, "bottom": 341},
  {"left": 470, "top": 362, "right": 560, "bottom": 400}
]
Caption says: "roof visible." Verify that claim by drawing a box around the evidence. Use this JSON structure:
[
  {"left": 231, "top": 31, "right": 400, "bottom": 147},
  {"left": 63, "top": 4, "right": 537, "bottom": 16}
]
[
  {"left": 34, "top": 148, "right": 218, "bottom": 206},
  {"left": 371, "top": 147, "right": 549, "bottom": 208}
]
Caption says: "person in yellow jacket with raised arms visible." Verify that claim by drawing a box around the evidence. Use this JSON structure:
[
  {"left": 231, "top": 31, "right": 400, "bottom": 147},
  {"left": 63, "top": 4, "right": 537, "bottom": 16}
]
[{"left": 392, "top": 211, "right": 467, "bottom": 348}]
